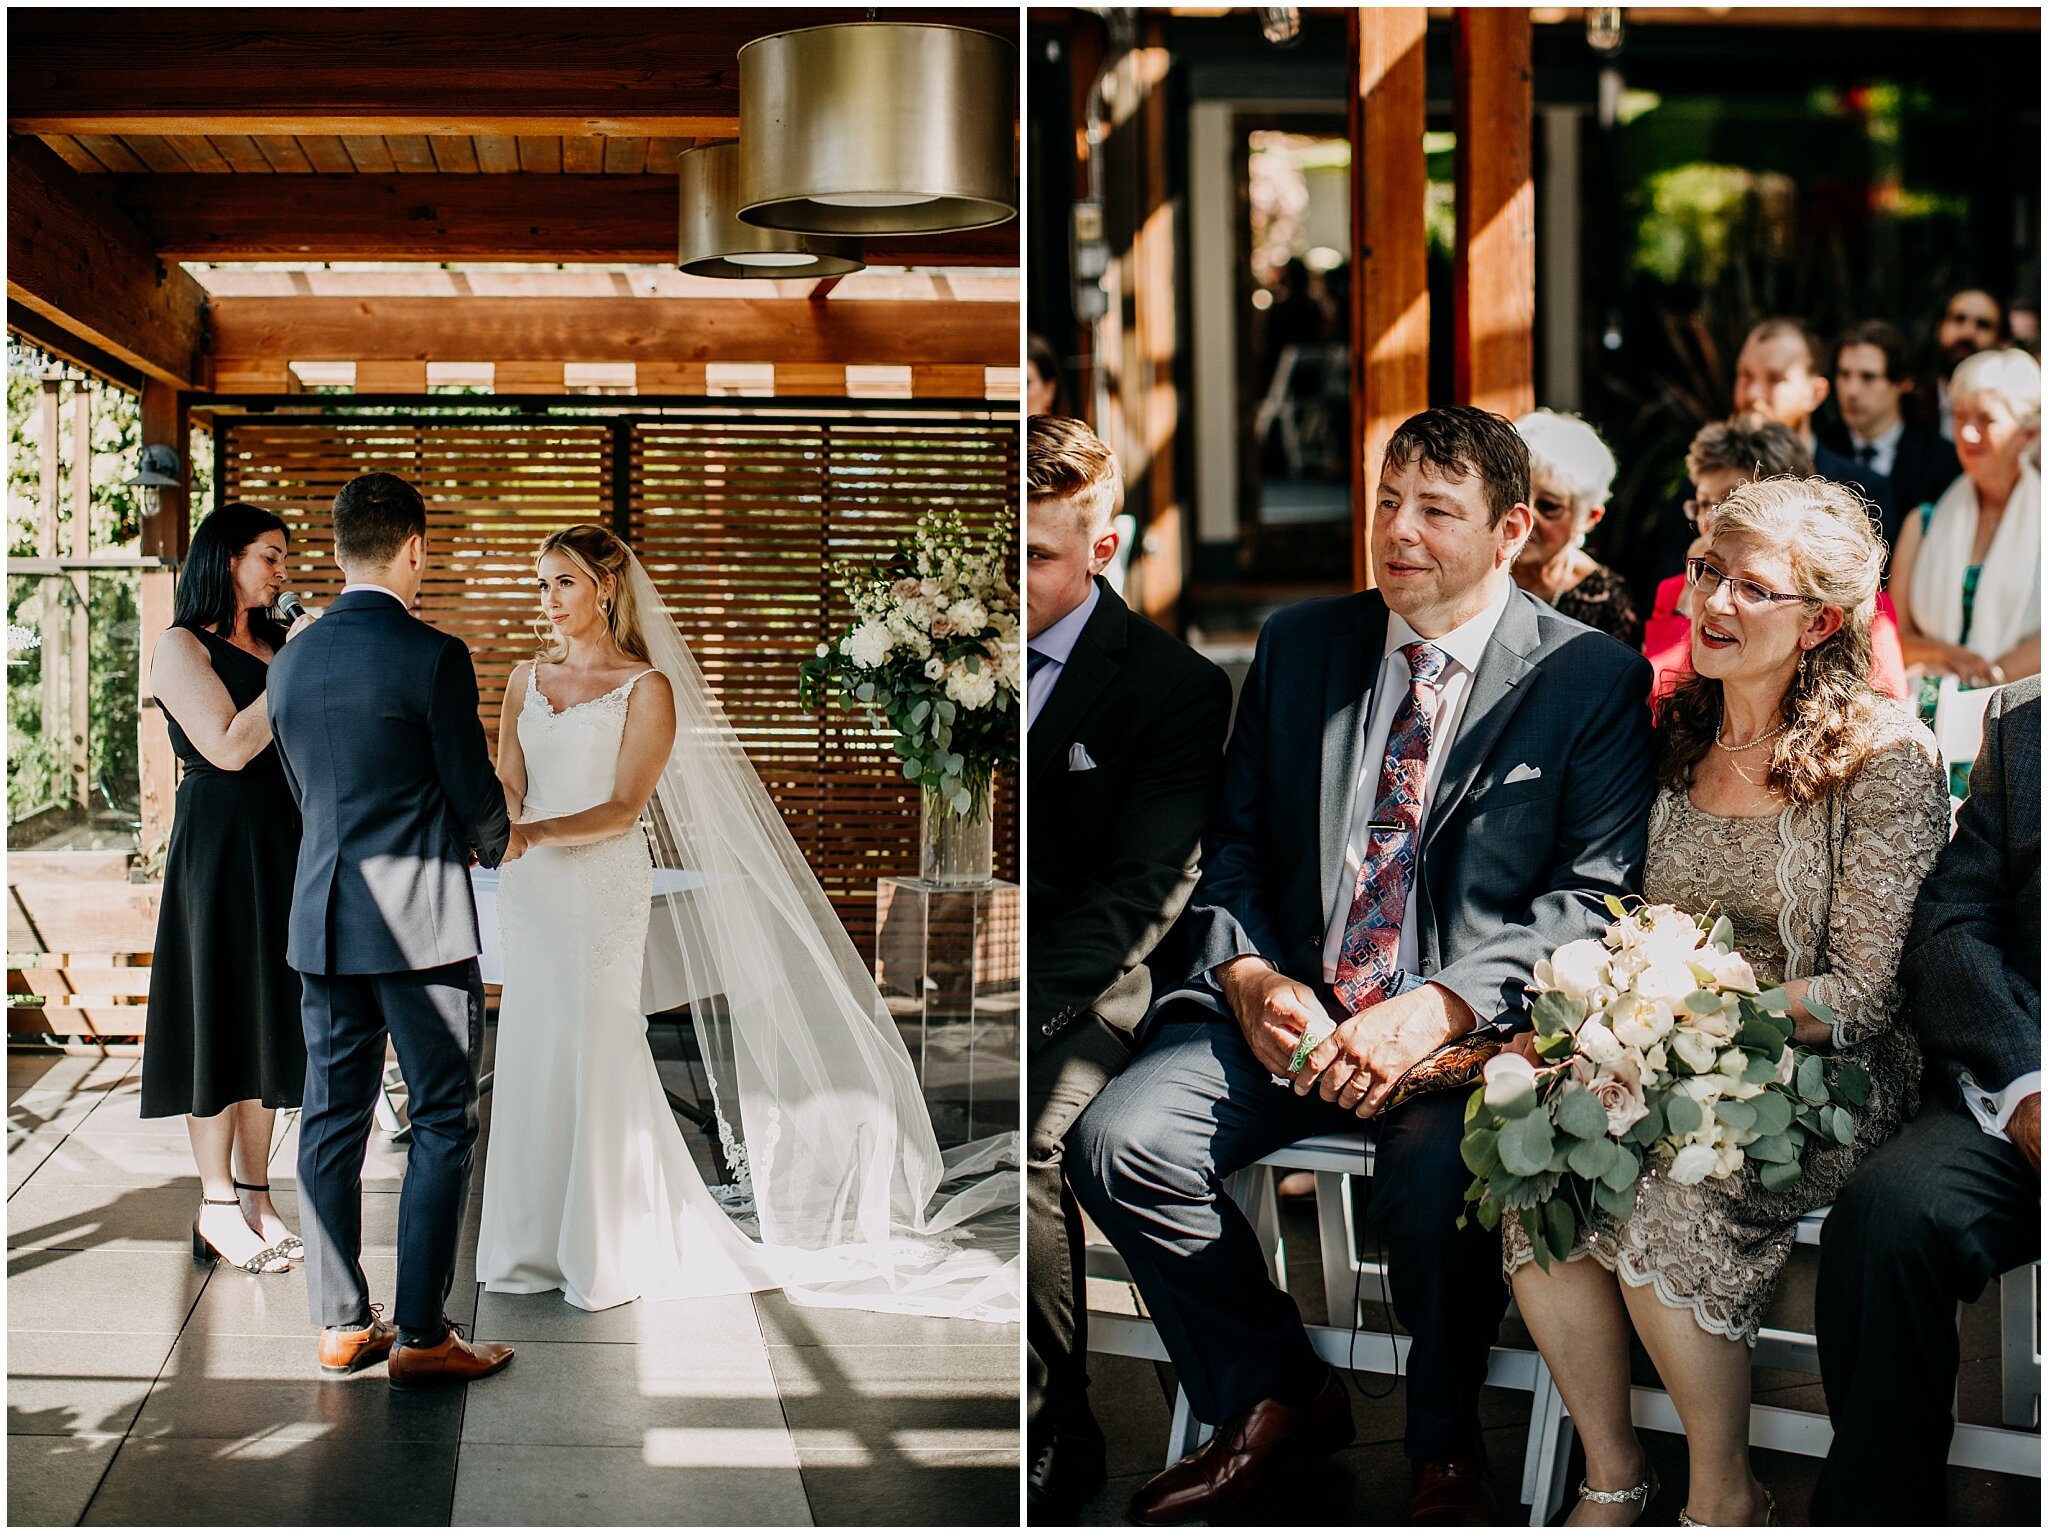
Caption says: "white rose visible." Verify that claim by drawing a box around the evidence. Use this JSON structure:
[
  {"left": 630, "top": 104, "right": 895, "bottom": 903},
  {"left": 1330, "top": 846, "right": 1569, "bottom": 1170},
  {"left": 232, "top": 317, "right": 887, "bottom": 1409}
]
[
  {"left": 1667, "top": 1142, "right": 1720, "bottom": 1185},
  {"left": 1642, "top": 905, "right": 1706, "bottom": 945},
  {"left": 1635, "top": 959, "right": 1698, "bottom": 1004},
  {"left": 1670, "top": 1028, "right": 1720, "bottom": 1074},
  {"left": 1773, "top": 1047, "right": 1797, "bottom": 1086},
  {"left": 1700, "top": 947, "right": 1758, "bottom": 993},
  {"left": 944, "top": 666, "right": 998, "bottom": 710},
  {"left": 1481, "top": 1051, "right": 1539, "bottom": 1110},
  {"left": 1691, "top": 998, "right": 1738, "bottom": 1043},
  {"left": 945, "top": 597, "right": 988, "bottom": 636},
  {"left": 841, "top": 620, "right": 893, "bottom": 670},
  {"left": 815, "top": 642, "right": 830, "bottom": 658},
  {"left": 1575, "top": 1018, "right": 1626, "bottom": 1067},
  {"left": 1712, "top": 1141, "right": 1747, "bottom": 1179},
  {"left": 924, "top": 656, "right": 946, "bottom": 681},
  {"left": 1536, "top": 938, "right": 1611, "bottom": 1001}
]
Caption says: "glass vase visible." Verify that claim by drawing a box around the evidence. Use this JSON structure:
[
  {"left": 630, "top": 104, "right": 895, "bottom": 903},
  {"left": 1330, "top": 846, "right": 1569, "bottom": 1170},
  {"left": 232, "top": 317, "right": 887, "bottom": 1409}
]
[{"left": 919, "top": 786, "right": 995, "bottom": 887}]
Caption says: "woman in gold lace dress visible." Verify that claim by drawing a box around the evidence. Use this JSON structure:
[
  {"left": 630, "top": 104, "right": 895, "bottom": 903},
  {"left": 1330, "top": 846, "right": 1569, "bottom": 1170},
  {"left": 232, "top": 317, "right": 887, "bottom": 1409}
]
[{"left": 1504, "top": 478, "right": 1951, "bottom": 1526}]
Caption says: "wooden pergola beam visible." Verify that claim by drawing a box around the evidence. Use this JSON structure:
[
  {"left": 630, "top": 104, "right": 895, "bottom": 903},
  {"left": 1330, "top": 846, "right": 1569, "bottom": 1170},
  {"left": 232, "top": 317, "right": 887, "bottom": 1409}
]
[
  {"left": 114, "top": 174, "right": 1017, "bottom": 266},
  {"left": 207, "top": 296, "right": 1018, "bottom": 375},
  {"left": 9, "top": 9, "right": 1019, "bottom": 137},
  {"left": 1452, "top": 8, "right": 1535, "bottom": 421},
  {"left": 7, "top": 137, "right": 205, "bottom": 388},
  {"left": 1348, "top": 8, "right": 1430, "bottom": 592}
]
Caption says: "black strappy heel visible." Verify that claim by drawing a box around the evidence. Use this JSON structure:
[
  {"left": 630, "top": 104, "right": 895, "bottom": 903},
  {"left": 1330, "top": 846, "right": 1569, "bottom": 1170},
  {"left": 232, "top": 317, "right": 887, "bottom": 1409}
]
[
  {"left": 193, "top": 1195, "right": 291, "bottom": 1274},
  {"left": 233, "top": 1179, "right": 305, "bottom": 1260}
]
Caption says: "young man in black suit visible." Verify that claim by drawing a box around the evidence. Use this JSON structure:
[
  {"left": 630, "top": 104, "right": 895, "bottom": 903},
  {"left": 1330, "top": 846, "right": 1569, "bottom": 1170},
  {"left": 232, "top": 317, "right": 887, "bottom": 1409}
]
[
  {"left": 1070, "top": 407, "right": 1655, "bottom": 1525},
  {"left": 1025, "top": 415, "right": 1232, "bottom": 1520},
  {"left": 1824, "top": 319, "right": 1961, "bottom": 547},
  {"left": 268, "top": 472, "right": 524, "bottom": 1388}
]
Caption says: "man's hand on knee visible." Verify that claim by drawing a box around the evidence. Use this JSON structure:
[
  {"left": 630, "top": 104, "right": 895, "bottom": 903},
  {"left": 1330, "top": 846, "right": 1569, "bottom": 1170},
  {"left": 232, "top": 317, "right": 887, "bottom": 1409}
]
[
  {"left": 2010, "top": 1093, "right": 2040, "bottom": 1175},
  {"left": 1219, "top": 957, "right": 1327, "bottom": 1078}
]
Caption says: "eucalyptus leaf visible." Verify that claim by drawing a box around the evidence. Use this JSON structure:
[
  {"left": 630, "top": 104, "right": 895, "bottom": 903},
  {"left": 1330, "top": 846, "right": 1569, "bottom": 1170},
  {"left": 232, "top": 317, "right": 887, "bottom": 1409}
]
[
  {"left": 1544, "top": 1198, "right": 1578, "bottom": 1260},
  {"left": 1708, "top": 914, "right": 1735, "bottom": 950},
  {"left": 1684, "top": 990, "right": 1726, "bottom": 1017},
  {"left": 951, "top": 788, "right": 972, "bottom": 816},
  {"left": 1803, "top": 991, "right": 1838, "bottom": 1027},
  {"left": 1796, "top": 1053, "right": 1828, "bottom": 1105},
  {"left": 1750, "top": 1091, "right": 1794, "bottom": 1137},
  {"left": 1600, "top": 1146, "right": 1640, "bottom": 1191},
  {"left": 1754, "top": 986, "right": 1790, "bottom": 1013},
  {"left": 1665, "top": 1094, "right": 1704, "bottom": 1137},
  {"left": 901, "top": 759, "right": 921, "bottom": 781},
  {"left": 1743, "top": 1051, "right": 1781, "bottom": 1084},
  {"left": 1745, "top": 1131, "right": 1797, "bottom": 1164},
  {"left": 1498, "top": 1112, "right": 1555, "bottom": 1177},
  {"left": 855, "top": 681, "right": 876, "bottom": 703},
  {"left": 1536, "top": 1030, "right": 1578, "bottom": 1063},
  {"left": 1533, "top": 990, "right": 1589, "bottom": 1034},
  {"left": 1460, "top": 1127, "right": 1500, "bottom": 1175},
  {"left": 1568, "top": 1134, "right": 1617, "bottom": 1181},
  {"left": 1520, "top": 1206, "right": 1550, "bottom": 1270},
  {"left": 1476, "top": 1199, "right": 1502, "bottom": 1231},
  {"left": 1835, "top": 1060, "right": 1871, "bottom": 1107},
  {"left": 1759, "top": 1157, "right": 1804, "bottom": 1193},
  {"left": 1715, "top": 1097, "right": 1757, "bottom": 1131},
  {"left": 911, "top": 699, "right": 931, "bottom": 727},
  {"left": 1555, "top": 1086, "right": 1611, "bottom": 1142},
  {"left": 1828, "top": 1104, "right": 1857, "bottom": 1145},
  {"left": 1595, "top": 1176, "right": 1639, "bottom": 1220}
]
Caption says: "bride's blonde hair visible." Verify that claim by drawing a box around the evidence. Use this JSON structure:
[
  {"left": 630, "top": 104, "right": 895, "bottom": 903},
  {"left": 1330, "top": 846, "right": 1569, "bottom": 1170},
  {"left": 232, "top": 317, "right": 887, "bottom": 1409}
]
[{"left": 532, "top": 523, "right": 650, "bottom": 664}]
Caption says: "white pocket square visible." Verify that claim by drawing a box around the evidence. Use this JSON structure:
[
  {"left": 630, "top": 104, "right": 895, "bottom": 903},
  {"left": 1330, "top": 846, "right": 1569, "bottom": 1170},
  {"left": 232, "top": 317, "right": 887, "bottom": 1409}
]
[
  {"left": 1069, "top": 743, "right": 1098, "bottom": 771},
  {"left": 1504, "top": 762, "right": 1543, "bottom": 785}
]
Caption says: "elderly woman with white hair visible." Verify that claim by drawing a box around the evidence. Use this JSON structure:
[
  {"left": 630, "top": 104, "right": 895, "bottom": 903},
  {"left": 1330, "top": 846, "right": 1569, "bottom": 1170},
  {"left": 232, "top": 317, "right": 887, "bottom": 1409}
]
[
  {"left": 1512, "top": 410, "right": 1643, "bottom": 648},
  {"left": 1890, "top": 347, "right": 2041, "bottom": 688}
]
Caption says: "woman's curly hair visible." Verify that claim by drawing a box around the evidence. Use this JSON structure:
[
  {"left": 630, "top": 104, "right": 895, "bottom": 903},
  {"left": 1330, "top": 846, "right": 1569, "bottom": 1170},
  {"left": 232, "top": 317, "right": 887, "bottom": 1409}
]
[{"left": 1656, "top": 476, "right": 1889, "bottom": 804}]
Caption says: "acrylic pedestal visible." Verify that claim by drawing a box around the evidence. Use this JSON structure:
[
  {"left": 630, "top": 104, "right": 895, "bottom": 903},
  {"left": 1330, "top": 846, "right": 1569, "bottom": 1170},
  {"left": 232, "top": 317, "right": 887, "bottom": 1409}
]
[{"left": 874, "top": 876, "right": 1019, "bottom": 1149}]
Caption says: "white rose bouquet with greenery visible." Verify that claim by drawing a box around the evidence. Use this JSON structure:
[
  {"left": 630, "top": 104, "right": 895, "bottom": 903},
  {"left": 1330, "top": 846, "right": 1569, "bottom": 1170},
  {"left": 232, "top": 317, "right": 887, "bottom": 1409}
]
[
  {"left": 1459, "top": 898, "right": 1870, "bottom": 1268},
  {"left": 798, "top": 509, "right": 1019, "bottom": 819}
]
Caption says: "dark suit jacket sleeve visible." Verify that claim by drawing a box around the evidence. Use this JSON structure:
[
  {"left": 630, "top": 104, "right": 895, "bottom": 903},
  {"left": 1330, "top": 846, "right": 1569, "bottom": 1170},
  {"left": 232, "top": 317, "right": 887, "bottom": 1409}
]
[
  {"left": 1181, "top": 619, "right": 1290, "bottom": 978},
  {"left": 266, "top": 678, "right": 305, "bottom": 811},
  {"left": 1903, "top": 689, "right": 2041, "bottom": 1095},
  {"left": 1431, "top": 651, "right": 1657, "bottom": 1030},
  {"left": 429, "top": 636, "right": 511, "bottom": 869},
  {"left": 1028, "top": 660, "right": 1232, "bottom": 1036}
]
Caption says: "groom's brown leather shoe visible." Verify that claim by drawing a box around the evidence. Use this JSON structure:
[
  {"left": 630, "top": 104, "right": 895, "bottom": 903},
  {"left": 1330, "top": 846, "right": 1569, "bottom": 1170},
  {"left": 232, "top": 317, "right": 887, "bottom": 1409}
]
[
  {"left": 1128, "top": 1368, "right": 1354, "bottom": 1525},
  {"left": 1409, "top": 1446, "right": 1497, "bottom": 1525},
  {"left": 386, "top": 1321, "right": 514, "bottom": 1391},
  {"left": 318, "top": 1306, "right": 397, "bottom": 1375}
]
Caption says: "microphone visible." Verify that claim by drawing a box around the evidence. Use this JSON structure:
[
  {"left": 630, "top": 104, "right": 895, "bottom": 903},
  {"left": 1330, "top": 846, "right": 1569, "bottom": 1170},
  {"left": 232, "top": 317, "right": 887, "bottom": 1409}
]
[{"left": 277, "top": 591, "right": 308, "bottom": 624}]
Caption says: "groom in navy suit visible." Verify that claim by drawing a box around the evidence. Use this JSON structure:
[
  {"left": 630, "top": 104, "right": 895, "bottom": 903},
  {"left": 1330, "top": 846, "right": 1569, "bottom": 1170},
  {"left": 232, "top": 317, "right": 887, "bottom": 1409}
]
[
  {"left": 269, "top": 472, "right": 523, "bottom": 1389},
  {"left": 1070, "top": 408, "right": 1655, "bottom": 1524}
]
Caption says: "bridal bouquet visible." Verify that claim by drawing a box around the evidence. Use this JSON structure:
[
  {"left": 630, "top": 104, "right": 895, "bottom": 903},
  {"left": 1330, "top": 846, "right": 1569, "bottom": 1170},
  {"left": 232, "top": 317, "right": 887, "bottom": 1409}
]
[
  {"left": 798, "top": 509, "right": 1020, "bottom": 819},
  {"left": 1459, "top": 899, "right": 1869, "bottom": 1269}
]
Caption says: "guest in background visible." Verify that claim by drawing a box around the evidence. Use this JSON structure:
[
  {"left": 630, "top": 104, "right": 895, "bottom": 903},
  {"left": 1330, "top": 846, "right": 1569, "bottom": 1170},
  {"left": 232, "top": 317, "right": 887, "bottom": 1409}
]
[
  {"left": 142, "top": 502, "right": 313, "bottom": 1275},
  {"left": 1813, "top": 676, "right": 2041, "bottom": 1526},
  {"left": 1024, "top": 414, "right": 1232, "bottom": 1521},
  {"left": 1917, "top": 288, "right": 2007, "bottom": 441},
  {"left": 1028, "top": 332, "right": 1069, "bottom": 418},
  {"left": 1510, "top": 478, "right": 1948, "bottom": 1527},
  {"left": 1512, "top": 410, "right": 1642, "bottom": 649},
  {"left": 2008, "top": 298, "right": 2040, "bottom": 359},
  {"left": 1824, "top": 319, "right": 1960, "bottom": 545},
  {"left": 1891, "top": 348, "right": 2041, "bottom": 690},
  {"left": 1642, "top": 420, "right": 1910, "bottom": 706}
]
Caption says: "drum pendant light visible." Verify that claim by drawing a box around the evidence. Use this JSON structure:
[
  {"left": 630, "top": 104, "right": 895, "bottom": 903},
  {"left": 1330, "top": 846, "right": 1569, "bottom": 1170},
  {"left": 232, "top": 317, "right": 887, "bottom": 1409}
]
[
  {"left": 737, "top": 22, "right": 1017, "bottom": 236},
  {"left": 677, "top": 143, "right": 864, "bottom": 279}
]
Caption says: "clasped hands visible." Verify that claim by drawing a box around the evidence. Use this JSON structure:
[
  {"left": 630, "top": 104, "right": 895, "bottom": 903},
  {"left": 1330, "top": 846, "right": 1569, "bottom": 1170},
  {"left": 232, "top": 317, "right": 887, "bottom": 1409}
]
[{"left": 1219, "top": 956, "right": 1472, "bottom": 1119}]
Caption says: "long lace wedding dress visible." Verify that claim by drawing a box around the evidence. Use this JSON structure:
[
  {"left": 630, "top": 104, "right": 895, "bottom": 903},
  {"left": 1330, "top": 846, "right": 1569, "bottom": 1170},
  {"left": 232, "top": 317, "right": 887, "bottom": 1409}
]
[{"left": 475, "top": 553, "right": 1018, "bottom": 1320}]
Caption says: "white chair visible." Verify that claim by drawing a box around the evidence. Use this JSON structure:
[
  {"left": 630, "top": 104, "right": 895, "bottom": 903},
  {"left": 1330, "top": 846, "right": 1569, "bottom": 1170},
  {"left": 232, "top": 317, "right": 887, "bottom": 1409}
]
[{"left": 1933, "top": 675, "right": 2000, "bottom": 780}]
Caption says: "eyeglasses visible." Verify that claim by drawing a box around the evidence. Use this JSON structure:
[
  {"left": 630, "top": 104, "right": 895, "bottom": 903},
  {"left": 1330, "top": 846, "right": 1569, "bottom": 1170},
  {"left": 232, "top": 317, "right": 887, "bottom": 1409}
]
[
  {"left": 1532, "top": 494, "right": 1577, "bottom": 523},
  {"left": 1682, "top": 494, "right": 1730, "bottom": 528},
  {"left": 1685, "top": 557, "right": 1817, "bottom": 610}
]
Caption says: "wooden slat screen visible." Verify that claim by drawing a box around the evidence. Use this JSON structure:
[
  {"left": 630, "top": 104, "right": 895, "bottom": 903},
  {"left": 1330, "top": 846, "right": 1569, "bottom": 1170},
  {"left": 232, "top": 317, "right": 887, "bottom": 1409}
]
[{"left": 219, "top": 409, "right": 1019, "bottom": 956}]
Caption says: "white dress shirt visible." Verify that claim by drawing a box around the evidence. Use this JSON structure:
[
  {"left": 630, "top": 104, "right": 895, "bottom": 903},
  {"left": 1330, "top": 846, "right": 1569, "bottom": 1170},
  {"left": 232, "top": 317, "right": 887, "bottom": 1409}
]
[
  {"left": 1319, "top": 579, "right": 1515, "bottom": 984},
  {"left": 1847, "top": 418, "right": 1906, "bottom": 480},
  {"left": 1959, "top": 1068, "right": 2042, "bottom": 1145},
  {"left": 1026, "top": 579, "right": 1101, "bottom": 727},
  {"left": 340, "top": 581, "right": 408, "bottom": 607}
]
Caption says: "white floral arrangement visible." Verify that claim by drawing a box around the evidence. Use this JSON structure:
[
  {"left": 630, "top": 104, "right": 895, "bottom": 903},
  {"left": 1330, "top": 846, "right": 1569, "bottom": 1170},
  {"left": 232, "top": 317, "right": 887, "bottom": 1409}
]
[
  {"left": 1460, "top": 898, "right": 1868, "bottom": 1268},
  {"left": 798, "top": 510, "right": 1019, "bottom": 819}
]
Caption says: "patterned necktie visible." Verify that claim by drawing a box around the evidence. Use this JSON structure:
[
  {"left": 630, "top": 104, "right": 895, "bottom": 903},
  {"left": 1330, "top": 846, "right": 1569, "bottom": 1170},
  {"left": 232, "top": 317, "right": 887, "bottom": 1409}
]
[
  {"left": 1332, "top": 641, "right": 1448, "bottom": 1015},
  {"left": 1027, "top": 648, "right": 1052, "bottom": 679}
]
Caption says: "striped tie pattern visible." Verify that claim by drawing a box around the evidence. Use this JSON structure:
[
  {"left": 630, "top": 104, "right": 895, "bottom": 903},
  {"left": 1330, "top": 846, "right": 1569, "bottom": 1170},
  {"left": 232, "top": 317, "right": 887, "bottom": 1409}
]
[{"left": 1332, "top": 641, "right": 1447, "bottom": 1014}]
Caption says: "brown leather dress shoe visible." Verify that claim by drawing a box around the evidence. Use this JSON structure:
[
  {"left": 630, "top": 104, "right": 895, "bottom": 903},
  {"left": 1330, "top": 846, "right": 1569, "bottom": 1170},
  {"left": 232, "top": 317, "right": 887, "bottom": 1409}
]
[
  {"left": 318, "top": 1307, "right": 397, "bottom": 1375},
  {"left": 1128, "top": 1369, "right": 1354, "bottom": 1525},
  {"left": 386, "top": 1321, "right": 514, "bottom": 1391},
  {"left": 1409, "top": 1448, "right": 1497, "bottom": 1526}
]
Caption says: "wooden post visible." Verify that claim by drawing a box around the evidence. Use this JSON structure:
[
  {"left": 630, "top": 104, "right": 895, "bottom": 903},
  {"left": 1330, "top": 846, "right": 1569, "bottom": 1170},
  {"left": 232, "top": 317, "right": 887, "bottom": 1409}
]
[
  {"left": 1349, "top": 9, "right": 1431, "bottom": 592},
  {"left": 38, "top": 374, "right": 64, "bottom": 806},
  {"left": 1452, "top": 8, "right": 1536, "bottom": 421},
  {"left": 69, "top": 385, "right": 92, "bottom": 812},
  {"left": 137, "top": 379, "right": 189, "bottom": 857}
]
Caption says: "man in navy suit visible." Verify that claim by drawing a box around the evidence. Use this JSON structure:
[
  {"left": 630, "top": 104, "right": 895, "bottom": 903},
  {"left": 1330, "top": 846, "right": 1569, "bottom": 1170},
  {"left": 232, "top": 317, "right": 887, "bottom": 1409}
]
[
  {"left": 1070, "top": 408, "right": 1655, "bottom": 1524},
  {"left": 269, "top": 472, "right": 524, "bottom": 1389},
  {"left": 1823, "top": 319, "right": 1961, "bottom": 549}
]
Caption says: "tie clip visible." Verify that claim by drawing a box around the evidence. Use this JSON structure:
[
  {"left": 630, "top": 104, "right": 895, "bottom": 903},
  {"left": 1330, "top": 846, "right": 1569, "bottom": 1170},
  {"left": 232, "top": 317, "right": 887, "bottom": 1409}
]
[{"left": 1367, "top": 821, "right": 1408, "bottom": 834}]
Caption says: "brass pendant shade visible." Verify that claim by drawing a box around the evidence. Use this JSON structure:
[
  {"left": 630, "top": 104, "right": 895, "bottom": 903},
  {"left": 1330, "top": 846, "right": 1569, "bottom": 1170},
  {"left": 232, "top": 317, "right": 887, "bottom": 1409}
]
[
  {"left": 677, "top": 143, "right": 864, "bottom": 279},
  {"left": 736, "top": 23, "right": 1017, "bottom": 236}
]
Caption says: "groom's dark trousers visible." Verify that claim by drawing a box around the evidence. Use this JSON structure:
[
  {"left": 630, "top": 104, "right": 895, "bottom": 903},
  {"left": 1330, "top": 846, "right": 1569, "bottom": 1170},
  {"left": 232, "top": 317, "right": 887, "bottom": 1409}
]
[
  {"left": 268, "top": 589, "right": 510, "bottom": 1334},
  {"left": 1070, "top": 586, "right": 1654, "bottom": 1456}
]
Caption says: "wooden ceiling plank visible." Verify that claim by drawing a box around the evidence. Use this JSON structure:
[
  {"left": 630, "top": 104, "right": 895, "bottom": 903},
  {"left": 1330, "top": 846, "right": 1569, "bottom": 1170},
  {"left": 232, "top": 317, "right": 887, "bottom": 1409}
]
[
  {"left": 162, "top": 134, "right": 233, "bottom": 173},
  {"left": 517, "top": 136, "right": 563, "bottom": 174},
  {"left": 474, "top": 135, "right": 521, "bottom": 174},
  {"left": 252, "top": 134, "right": 315, "bottom": 174},
  {"left": 10, "top": 11, "right": 1018, "bottom": 137},
  {"left": 41, "top": 135, "right": 110, "bottom": 174},
  {"left": 115, "top": 134, "right": 194, "bottom": 174},
  {"left": 7, "top": 137, "right": 206, "bottom": 388},
  {"left": 641, "top": 137, "right": 696, "bottom": 177},
  {"left": 297, "top": 135, "right": 358, "bottom": 175},
  {"left": 603, "top": 136, "right": 649, "bottom": 176},
  {"left": 386, "top": 135, "right": 439, "bottom": 174},
  {"left": 430, "top": 136, "right": 481, "bottom": 174},
  {"left": 208, "top": 134, "right": 276, "bottom": 174},
  {"left": 74, "top": 134, "right": 152, "bottom": 173},
  {"left": 340, "top": 136, "right": 397, "bottom": 174},
  {"left": 206, "top": 296, "right": 1019, "bottom": 375},
  {"left": 560, "top": 136, "right": 606, "bottom": 175}
]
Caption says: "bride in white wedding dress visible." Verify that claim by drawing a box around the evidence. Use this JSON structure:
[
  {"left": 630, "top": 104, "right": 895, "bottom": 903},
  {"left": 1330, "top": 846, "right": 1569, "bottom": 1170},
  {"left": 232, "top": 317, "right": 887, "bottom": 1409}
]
[{"left": 475, "top": 524, "right": 1017, "bottom": 1320}]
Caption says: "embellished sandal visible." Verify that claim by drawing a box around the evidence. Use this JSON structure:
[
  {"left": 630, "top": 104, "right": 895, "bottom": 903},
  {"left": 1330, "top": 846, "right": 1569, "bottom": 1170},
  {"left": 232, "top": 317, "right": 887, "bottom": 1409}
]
[
  {"left": 1678, "top": 1487, "right": 1775, "bottom": 1526},
  {"left": 234, "top": 1179, "right": 305, "bottom": 1260},
  {"left": 1577, "top": 1467, "right": 1657, "bottom": 1524},
  {"left": 193, "top": 1196, "right": 291, "bottom": 1274}
]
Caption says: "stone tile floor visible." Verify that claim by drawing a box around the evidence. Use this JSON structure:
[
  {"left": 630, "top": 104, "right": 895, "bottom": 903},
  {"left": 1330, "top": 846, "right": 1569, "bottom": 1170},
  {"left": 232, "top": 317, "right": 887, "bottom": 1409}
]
[
  {"left": 7, "top": 1037, "right": 1021, "bottom": 1527},
  {"left": 1071, "top": 1192, "right": 2039, "bottom": 1526}
]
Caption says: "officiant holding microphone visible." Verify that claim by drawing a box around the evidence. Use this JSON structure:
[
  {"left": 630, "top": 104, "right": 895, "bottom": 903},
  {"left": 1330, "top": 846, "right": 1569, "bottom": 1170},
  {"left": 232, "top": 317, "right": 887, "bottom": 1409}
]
[{"left": 1024, "top": 414, "right": 1231, "bottom": 1521}]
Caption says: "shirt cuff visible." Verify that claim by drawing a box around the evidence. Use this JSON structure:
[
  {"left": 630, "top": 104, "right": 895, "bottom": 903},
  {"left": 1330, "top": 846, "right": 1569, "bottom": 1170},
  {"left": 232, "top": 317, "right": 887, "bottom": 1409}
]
[{"left": 1958, "top": 1069, "right": 2042, "bottom": 1141}]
